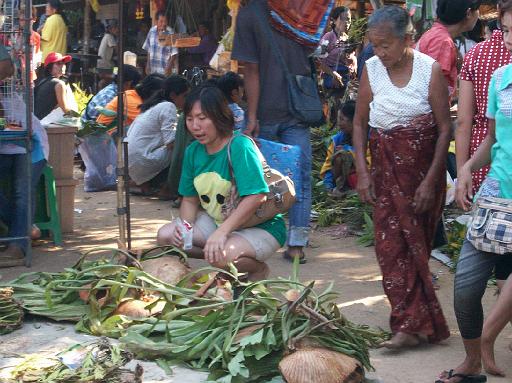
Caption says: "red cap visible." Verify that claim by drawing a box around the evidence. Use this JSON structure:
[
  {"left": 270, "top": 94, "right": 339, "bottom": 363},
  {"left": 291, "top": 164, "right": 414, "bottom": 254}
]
[{"left": 44, "top": 52, "right": 72, "bottom": 67}]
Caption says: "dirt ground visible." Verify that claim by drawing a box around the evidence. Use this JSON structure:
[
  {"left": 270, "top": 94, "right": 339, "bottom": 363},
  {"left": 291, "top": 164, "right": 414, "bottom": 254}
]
[{"left": 1, "top": 172, "right": 511, "bottom": 383}]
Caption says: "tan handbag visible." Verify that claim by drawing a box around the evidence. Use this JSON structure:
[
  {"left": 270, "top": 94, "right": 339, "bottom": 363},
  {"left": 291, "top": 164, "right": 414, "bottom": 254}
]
[{"left": 221, "top": 135, "right": 296, "bottom": 228}]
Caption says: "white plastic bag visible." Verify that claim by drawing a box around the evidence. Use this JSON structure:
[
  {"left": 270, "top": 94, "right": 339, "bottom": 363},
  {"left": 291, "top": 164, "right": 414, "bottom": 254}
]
[
  {"left": 446, "top": 171, "right": 456, "bottom": 206},
  {"left": 77, "top": 132, "right": 117, "bottom": 192}
]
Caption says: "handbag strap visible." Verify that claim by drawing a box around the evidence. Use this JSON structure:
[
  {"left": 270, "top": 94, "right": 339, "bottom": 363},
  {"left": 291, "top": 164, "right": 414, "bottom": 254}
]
[{"left": 226, "top": 134, "right": 272, "bottom": 186}]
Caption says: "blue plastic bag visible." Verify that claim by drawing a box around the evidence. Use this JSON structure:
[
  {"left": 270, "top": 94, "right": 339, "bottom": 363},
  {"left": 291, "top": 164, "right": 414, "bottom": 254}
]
[{"left": 257, "top": 138, "right": 302, "bottom": 194}]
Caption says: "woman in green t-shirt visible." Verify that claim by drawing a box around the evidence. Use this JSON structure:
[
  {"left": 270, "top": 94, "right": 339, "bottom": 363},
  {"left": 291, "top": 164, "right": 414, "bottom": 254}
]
[{"left": 157, "top": 86, "right": 286, "bottom": 281}]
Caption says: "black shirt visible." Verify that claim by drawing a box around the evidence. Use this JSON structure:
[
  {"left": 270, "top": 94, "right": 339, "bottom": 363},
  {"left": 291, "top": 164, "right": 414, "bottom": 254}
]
[{"left": 34, "top": 77, "right": 60, "bottom": 120}]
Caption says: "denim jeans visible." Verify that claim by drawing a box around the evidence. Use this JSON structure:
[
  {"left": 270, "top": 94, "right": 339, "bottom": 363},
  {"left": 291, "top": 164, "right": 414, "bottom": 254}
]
[
  {"left": 0, "top": 154, "right": 45, "bottom": 253},
  {"left": 454, "top": 240, "right": 502, "bottom": 339},
  {"left": 258, "top": 121, "right": 311, "bottom": 247}
]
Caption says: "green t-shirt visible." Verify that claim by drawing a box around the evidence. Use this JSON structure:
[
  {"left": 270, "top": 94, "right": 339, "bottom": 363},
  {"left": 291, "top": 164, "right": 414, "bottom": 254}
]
[
  {"left": 486, "top": 64, "right": 512, "bottom": 198},
  {"left": 179, "top": 135, "right": 286, "bottom": 246}
]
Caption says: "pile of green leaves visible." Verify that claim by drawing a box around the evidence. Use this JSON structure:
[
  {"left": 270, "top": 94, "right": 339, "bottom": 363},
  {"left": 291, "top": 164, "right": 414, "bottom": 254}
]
[
  {"left": 0, "top": 287, "right": 23, "bottom": 335},
  {"left": 4, "top": 248, "right": 388, "bottom": 383},
  {"left": 9, "top": 338, "right": 140, "bottom": 383},
  {"left": 117, "top": 278, "right": 387, "bottom": 383}
]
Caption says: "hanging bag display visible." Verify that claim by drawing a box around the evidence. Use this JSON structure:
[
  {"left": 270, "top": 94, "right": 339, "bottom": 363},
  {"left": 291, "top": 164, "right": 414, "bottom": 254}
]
[
  {"left": 221, "top": 135, "right": 296, "bottom": 228},
  {"left": 466, "top": 196, "right": 512, "bottom": 255},
  {"left": 256, "top": 5, "right": 323, "bottom": 126}
]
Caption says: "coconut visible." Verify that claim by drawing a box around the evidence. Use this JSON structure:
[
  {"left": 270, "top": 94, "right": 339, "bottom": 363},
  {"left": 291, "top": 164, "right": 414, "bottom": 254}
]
[
  {"left": 141, "top": 257, "right": 191, "bottom": 285},
  {"left": 113, "top": 298, "right": 166, "bottom": 318},
  {"left": 279, "top": 347, "right": 364, "bottom": 383}
]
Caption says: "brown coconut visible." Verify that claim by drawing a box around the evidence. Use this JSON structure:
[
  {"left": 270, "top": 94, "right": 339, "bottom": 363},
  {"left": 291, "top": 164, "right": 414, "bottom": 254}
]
[
  {"left": 141, "top": 257, "right": 190, "bottom": 285},
  {"left": 113, "top": 299, "right": 165, "bottom": 319},
  {"left": 279, "top": 348, "right": 364, "bottom": 383}
]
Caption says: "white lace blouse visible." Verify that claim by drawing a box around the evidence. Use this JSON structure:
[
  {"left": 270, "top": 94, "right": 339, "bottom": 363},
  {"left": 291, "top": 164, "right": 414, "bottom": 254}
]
[{"left": 367, "top": 49, "right": 434, "bottom": 130}]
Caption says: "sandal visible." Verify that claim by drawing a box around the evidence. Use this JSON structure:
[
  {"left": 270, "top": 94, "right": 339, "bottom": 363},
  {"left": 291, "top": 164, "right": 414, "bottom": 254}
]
[
  {"left": 283, "top": 250, "right": 307, "bottom": 264},
  {"left": 435, "top": 369, "right": 487, "bottom": 383}
]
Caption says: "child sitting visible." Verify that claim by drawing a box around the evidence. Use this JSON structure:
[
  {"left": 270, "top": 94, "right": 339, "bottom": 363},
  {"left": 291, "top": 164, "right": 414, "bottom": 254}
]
[
  {"left": 216, "top": 71, "right": 245, "bottom": 131},
  {"left": 320, "top": 100, "right": 356, "bottom": 196}
]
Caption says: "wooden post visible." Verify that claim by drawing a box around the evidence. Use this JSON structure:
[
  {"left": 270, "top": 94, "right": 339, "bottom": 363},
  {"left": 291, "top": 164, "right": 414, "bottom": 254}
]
[
  {"left": 357, "top": 0, "right": 366, "bottom": 18},
  {"left": 83, "top": 0, "right": 91, "bottom": 55}
]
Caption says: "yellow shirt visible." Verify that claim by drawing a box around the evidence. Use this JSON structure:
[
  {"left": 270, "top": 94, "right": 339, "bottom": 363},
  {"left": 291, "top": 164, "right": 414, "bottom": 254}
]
[{"left": 41, "top": 14, "right": 67, "bottom": 60}]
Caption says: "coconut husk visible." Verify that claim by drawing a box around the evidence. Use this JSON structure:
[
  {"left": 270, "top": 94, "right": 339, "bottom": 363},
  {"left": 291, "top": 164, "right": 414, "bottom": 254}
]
[
  {"left": 113, "top": 299, "right": 165, "bottom": 319},
  {"left": 140, "top": 257, "right": 190, "bottom": 285},
  {"left": 279, "top": 347, "right": 364, "bottom": 383}
]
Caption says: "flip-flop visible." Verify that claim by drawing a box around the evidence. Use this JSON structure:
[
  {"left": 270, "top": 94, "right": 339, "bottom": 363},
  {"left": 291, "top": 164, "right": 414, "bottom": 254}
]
[
  {"left": 283, "top": 250, "right": 307, "bottom": 264},
  {"left": 435, "top": 369, "right": 487, "bottom": 383}
]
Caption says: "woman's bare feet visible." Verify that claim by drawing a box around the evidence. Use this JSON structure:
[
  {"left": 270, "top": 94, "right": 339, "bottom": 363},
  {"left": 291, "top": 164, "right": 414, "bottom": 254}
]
[
  {"left": 481, "top": 337, "right": 505, "bottom": 376},
  {"left": 378, "top": 332, "right": 421, "bottom": 349}
]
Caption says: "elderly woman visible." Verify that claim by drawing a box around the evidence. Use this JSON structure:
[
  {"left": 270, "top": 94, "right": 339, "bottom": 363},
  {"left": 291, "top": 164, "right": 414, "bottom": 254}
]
[
  {"left": 353, "top": 6, "right": 452, "bottom": 349},
  {"left": 157, "top": 86, "right": 286, "bottom": 281},
  {"left": 437, "top": 2, "right": 512, "bottom": 381}
]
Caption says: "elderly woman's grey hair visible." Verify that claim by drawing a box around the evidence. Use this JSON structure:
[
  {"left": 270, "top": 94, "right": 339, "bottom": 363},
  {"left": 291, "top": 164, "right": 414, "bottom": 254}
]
[{"left": 368, "top": 5, "right": 415, "bottom": 38}]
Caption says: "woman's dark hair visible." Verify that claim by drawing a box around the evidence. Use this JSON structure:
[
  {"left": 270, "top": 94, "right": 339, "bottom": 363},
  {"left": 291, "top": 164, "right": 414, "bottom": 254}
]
[
  {"left": 116, "top": 64, "right": 141, "bottom": 89},
  {"left": 368, "top": 5, "right": 414, "bottom": 38},
  {"left": 140, "top": 75, "right": 190, "bottom": 112},
  {"left": 135, "top": 73, "right": 165, "bottom": 102},
  {"left": 437, "top": 0, "right": 481, "bottom": 25},
  {"left": 184, "top": 85, "right": 234, "bottom": 138},
  {"left": 216, "top": 71, "right": 244, "bottom": 103},
  {"left": 340, "top": 100, "right": 356, "bottom": 120},
  {"left": 499, "top": 0, "right": 512, "bottom": 20},
  {"left": 464, "top": 18, "right": 484, "bottom": 42},
  {"left": 330, "top": 6, "right": 350, "bottom": 31},
  {"left": 487, "top": 19, "right": 499, "bottom": 33},
  {"left": 48, "top": 0, "right": 62, "bottom": 13}
]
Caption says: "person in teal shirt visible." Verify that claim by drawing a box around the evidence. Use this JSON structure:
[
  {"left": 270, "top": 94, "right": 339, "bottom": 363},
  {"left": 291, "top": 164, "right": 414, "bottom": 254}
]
[
  {"left": 157, "top": 86, "right": 286, "bottom": 281},
  {"left": 445, "top": 4, "right": 512, "bottom": 381}
]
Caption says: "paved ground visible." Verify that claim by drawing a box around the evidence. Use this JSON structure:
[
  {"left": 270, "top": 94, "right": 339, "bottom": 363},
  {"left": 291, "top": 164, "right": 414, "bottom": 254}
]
[{"left": 1, "top": 173, "right": 511, "bottom": 383}]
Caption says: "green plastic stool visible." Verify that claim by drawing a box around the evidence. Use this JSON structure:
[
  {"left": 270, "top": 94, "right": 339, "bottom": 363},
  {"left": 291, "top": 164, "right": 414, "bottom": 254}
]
[{"left": 35, "top": 165, "right": 63, "bottom": 245}]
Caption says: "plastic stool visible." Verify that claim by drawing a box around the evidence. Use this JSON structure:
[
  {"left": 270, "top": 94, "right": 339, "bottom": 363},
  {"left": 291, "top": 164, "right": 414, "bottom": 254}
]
[{"left": 35, "top": 165, "right": 62, "bottom": 245}]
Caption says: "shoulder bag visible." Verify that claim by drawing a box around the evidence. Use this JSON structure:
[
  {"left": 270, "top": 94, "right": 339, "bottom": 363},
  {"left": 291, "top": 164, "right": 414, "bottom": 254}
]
[
  {"left": 466, "top": 196, "right": 512, "bottom": 255},
  {"left": 221, "top": 135, "right": 296, "bottom": 228},
  {"left": 256, "top": 5, "right": 323, "bottom": 126}
]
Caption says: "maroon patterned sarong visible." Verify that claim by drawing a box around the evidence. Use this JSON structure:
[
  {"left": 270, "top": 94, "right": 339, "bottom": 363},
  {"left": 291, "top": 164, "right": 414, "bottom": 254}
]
[{"left": 369, "top": 113, "right": 450, "bottom": 343}]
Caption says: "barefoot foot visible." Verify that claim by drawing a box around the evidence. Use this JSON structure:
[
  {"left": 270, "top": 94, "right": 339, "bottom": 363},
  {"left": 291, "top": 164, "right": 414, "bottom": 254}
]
[
  {"left": 481, "top": 338, "right": 505, "bottom": 376},
  {"left": 378, "top": 332, "right": 421, "bottom": 349}
]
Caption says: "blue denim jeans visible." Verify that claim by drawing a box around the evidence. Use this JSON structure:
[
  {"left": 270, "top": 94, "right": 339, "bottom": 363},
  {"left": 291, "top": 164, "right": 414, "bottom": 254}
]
[
  {"left": 0, "top": 154, "right": 45, "bottom": 253},
  {"left": 258, "top": 121, "right": 311, "bottom": 247}
]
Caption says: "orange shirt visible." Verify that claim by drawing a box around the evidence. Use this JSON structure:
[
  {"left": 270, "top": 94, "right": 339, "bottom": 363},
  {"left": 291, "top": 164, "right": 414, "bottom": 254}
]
[{"left": 96, "top": 89, "right": 142, "bottom": 127}]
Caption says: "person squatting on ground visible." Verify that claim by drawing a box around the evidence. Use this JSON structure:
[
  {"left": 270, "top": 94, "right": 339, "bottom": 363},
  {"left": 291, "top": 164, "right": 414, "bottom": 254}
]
[
  {"left": 126, "top": 75, "right": 190, "bottom": 194},
  {"left": 353, "top": 5, "right": 452, "bottom": 350},
  {"left": 96, "top": 73, "right": 165, "bottom": 130},
  {"left": 231, "top": 0, "right": 312, "bottom": 264},
  {"left": 437, "top": 2, "right": 512, "bottom": 382},
  {"left": 157, "top": 86, "right": 286, "bottom": 281},
  {"left": 320, "top": 100, "right": 357, "bottom": 197}
]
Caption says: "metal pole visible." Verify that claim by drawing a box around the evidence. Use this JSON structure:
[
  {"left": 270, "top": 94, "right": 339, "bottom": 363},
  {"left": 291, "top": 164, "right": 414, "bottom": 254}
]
[
  {"left": 24, "top": 0, "right": 33, "bottom": 267},
  {"left": 116, "top": 0, "right": 131, "bottom": 249}
]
